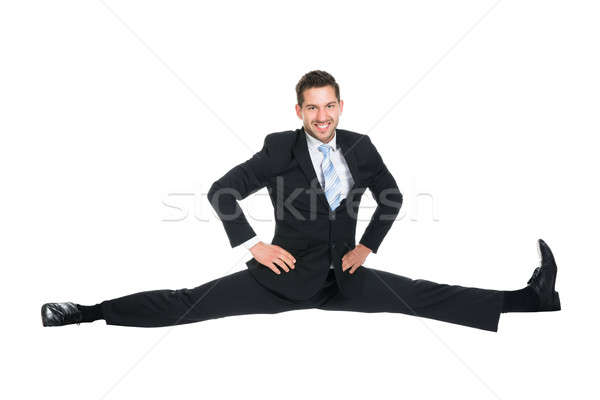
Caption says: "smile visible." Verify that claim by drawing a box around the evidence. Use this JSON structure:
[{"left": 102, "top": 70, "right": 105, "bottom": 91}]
[{"left": 315, "top": 122, "right": 330, "bottom": 131}]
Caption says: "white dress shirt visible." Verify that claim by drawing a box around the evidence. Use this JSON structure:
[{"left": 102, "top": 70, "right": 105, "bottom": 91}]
[
  {"left": 304, "top": 129, "right": 355, "bottom": 200},
  {"left": 240, "top": 129, "right": 355, "bottom": 269}
]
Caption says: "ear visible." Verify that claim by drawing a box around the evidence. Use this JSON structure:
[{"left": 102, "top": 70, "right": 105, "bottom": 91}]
[
  {"left": 295, "top": 104, "right": 303, "bottom": 120},
  {"left": 339, "top": 99, "right": 344, "bottom": 114}
]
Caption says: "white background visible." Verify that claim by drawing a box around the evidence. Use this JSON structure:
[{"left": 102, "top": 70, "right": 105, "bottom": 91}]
[{"left": 1, "top": 0, "right": 598, "bottom": 398}]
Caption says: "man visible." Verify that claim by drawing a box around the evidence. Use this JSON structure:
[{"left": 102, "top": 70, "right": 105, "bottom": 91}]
[{"left": 41, "top": 70, "right": 561, "bottom": 332}]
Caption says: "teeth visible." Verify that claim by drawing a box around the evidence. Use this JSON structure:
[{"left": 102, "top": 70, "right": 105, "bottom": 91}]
[{"left": 317, "top": 123, "right": 329, "bottom": 128}]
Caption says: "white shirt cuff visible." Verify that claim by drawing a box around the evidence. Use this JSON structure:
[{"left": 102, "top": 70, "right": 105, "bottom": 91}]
[{"left": 241, "top": 235, "right": 261, "bottom": 251}]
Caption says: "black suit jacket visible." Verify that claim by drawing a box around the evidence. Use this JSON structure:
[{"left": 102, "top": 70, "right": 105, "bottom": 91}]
[{"left": 207, "top": 127, "right": 403, "bottom": 300}]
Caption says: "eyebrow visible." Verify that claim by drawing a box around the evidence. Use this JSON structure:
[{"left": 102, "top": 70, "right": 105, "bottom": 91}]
[{"left": 305, "top": 101, "right": 337, "bottom": 108}]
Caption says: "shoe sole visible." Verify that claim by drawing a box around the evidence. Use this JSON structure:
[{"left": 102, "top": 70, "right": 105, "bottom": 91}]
[{"left": 539, "top": 291, "right": 561, "bottom": 311}]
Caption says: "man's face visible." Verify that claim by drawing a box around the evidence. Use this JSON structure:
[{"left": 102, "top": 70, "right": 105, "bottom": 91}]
[{"left": 295, "top": 85, "right": 343, "bottom": 144}]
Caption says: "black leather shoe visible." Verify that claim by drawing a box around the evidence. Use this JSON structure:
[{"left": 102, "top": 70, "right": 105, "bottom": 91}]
[
  {"left": 41, "top": 302, "right": 82, "bottom": 326},
  {"left": 526, "top": 239, "right": 561, "bottom": 311}
]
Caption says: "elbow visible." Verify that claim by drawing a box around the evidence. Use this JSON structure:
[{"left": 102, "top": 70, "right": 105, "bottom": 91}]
[
  {"left": 392, "top": 190, "right": 403, "bottom": 214},
  {"left": 383, "top": 188, "right": 403, "bottom": 213},
  {"left": 207, "top": 180, "right": 222, "bottom": 208}
]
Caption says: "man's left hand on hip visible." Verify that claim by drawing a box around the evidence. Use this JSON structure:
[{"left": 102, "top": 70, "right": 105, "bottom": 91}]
[{"left": 342, "top": 244, "right": 372, "bottom": 274}]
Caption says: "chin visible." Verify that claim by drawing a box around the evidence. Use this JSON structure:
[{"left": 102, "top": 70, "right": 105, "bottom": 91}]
[{"left": 307, "top": 125, "right": 335, "bottom": 141}]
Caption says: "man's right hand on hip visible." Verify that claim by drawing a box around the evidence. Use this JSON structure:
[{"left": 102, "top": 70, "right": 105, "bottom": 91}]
[{"left": 249, "top": 242, "right": 296, "bottom": 275}]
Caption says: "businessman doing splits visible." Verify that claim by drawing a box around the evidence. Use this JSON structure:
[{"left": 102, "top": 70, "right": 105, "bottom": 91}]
[{"left": 41, "top": 70, "right": 562, "bottom": 332}]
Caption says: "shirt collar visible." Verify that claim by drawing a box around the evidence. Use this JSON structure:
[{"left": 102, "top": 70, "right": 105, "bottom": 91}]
[{"left": 304, "top": 128, "right": 337, "bottom": 151}]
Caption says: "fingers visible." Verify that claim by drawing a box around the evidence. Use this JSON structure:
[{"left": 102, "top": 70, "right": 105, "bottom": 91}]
[
  {"left": 273, "top": 248, "right": 295, "bottom": 272},
  {"left": 269, "top": 246, "right": 296, "bottom": 272},
  {"left": 267, "top": 262, "right": 281, "bottom": 275},
  {"left": 280, "top": 249, "right": 296, "bottom": 265},
  {"left": 278, "top": 251, "right": 296, "bottom": 270},
  {"left": 263, "top": 247, "right": 296, "bottom": 274},
  {"left": 342, "top": 255, "right": 361, "bottom": 274},
  {"left": 342, "top": 255, "right": 354, "bottom": 272},
  {"left": 272, "top": 258, "right": 290, "bottom": 273},
  {"left": 345, "top": 262, "right": 356, "bottom": 272}
]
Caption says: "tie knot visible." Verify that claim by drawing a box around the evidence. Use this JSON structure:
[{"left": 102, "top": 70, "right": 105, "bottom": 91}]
[{"left": 318, "top": 144, "right": 332, "bottom": 156}]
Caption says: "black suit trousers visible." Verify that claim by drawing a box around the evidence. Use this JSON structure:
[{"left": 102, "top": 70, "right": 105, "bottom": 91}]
[{"left": 100, "top": 266, "right": 504, "bottom": 332}]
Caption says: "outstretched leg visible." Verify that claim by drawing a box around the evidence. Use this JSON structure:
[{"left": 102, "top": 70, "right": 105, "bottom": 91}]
[
  {"left": 318, "top": 239, "right": 561, "bottom": 332},
  {"left": 319, "top": 267, "right": 504, "bottom": 331},
  {"left": 101, "top": 270, "right": 311, "bottom": 327},
  {"left": 43, "top": 269, "right": 323, "bottom": 327}
]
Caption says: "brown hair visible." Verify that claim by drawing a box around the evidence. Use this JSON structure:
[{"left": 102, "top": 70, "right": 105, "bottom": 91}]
[{"left": 295, "top": 70, "right": 340, "bottom": 107}]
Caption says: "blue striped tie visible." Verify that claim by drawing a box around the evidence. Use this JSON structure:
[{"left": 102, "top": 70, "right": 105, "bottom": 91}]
[{"left": 318, "top": 144, "right": 342, "bottom": 211}]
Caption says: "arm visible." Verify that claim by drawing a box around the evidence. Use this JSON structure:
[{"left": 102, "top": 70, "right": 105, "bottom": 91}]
[
  {"left": 207, "top": 135, "right": 296, "bottom": 275},
  {"left": 358, "top": 135, "right": 403, "bottom": 254},
  {"left": 207, "top": 136, "right": 273, "bottom": 248}
]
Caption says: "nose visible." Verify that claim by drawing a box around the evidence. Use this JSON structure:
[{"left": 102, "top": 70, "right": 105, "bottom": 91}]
[{"left": 317, "top": 108, "right": 328, "bottom": 122}]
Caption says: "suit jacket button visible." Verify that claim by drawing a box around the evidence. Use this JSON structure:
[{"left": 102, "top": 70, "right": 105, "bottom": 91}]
[{"left": 331, "top": 243, "right": 336, "bottom": 249}]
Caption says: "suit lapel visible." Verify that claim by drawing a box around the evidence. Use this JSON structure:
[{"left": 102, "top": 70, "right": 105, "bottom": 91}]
[
  {"left": 336, "top": 130, "right": 360, "bottom": 192},
  {"left": 292, "top": 127, "right": 331, "bottom": 212}
]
